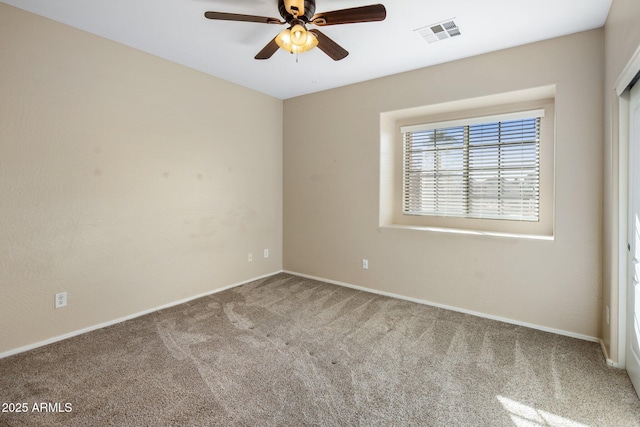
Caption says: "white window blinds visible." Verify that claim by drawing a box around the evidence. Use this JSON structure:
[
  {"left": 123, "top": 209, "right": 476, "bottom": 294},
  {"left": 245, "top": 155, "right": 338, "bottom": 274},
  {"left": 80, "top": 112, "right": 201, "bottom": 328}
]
[{"left": 401, "top": 110, "right": 544, "bottom": 221}]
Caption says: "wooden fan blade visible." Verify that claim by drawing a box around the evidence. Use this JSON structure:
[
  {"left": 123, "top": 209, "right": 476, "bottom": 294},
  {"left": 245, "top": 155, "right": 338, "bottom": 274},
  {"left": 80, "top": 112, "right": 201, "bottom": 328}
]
[
  {"left": 309, "top": 29, "right": 348, "bottom": 61},
  {"left": 204, "top": 11, "right": 284, "bottom": 25},
  {"left": 311, "top": 4, "right": 386, "bottom": 26},
  {"left": 255, "top": 38, "right": 280, "bottom": 60}
]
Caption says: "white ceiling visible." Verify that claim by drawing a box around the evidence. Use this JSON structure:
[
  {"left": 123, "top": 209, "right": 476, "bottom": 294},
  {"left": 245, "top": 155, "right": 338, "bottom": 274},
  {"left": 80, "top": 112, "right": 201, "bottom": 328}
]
[{"left": 2, "top": 0, "right": 612, "bottom": 99}]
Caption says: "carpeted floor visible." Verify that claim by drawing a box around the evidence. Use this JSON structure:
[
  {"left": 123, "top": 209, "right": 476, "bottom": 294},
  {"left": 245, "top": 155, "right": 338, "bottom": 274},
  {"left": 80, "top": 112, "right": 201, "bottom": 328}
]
[{"left": 1, "top": 273, "right": 639, "bottom": 426}]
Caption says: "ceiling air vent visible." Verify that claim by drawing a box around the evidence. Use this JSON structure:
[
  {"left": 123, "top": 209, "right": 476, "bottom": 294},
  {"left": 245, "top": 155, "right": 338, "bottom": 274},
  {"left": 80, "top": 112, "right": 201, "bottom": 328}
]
[{"left": 415, "top": 19, "right": 461, "bottom": 44}]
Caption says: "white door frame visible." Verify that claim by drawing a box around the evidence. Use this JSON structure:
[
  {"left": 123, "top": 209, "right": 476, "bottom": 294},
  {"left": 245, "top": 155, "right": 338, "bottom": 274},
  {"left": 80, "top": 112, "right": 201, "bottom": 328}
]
[
  {"left": 616, "top": 45, "right": 640, "bottom": 369},
  {"left": 617, "top": 92, "right": 629, "bottom": 369}
]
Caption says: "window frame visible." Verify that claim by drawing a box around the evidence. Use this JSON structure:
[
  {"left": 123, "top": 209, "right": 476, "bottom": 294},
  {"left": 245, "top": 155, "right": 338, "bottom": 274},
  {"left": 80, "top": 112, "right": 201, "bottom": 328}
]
[{"left": 401, "top": 109, "right": 544, "bottom": 222}]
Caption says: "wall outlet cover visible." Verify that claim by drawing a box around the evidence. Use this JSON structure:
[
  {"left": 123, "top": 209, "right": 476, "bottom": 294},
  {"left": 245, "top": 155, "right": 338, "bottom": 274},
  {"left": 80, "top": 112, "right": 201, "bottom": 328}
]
[{"left": 55, "top": 292, "right": 67, "bottom": 309}]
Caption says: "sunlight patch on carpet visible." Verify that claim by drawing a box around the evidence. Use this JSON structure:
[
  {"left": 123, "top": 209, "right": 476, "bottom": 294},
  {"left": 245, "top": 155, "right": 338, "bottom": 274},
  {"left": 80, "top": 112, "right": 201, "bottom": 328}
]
[{"left": 497, "top": 396, "right": 589, "bottom": 427}]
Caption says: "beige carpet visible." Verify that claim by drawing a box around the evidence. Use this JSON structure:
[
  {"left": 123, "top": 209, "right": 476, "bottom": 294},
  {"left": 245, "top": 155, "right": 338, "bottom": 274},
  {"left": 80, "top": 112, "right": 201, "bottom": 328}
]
[{"left": 1, "top": 273, "right": 639, "bottom": 426}]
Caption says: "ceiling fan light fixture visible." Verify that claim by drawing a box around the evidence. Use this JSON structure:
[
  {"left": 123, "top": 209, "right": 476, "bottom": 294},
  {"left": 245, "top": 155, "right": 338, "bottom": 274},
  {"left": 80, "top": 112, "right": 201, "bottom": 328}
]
[
  {"left": 276, "top": 26, "right": 318, "bottom": 54},
  {"left": 290, "top": 24, "right": 308, "bottom": 46}
]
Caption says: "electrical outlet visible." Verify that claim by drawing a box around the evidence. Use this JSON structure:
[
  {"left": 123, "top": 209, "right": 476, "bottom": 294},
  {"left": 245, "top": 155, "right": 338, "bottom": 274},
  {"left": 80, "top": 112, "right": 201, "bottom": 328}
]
[
  {"left": 264, "top": 249, "right": 269, "bottom": 258},
  {"left": 248, "top": 253, "right": 253, "bottom": 262},
  {"left": 606, "top": 305, "right": 610, "bottom": 325},
  {"left": 362, "top": 259, "right": 369, "bottom": 269},
  {"left": 55, "top": 292, "right": 67, "bottom": 309}
]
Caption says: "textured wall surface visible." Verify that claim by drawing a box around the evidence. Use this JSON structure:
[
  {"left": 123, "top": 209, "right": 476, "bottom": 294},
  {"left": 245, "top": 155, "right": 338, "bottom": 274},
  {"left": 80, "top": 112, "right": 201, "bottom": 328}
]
[
  {"left": 284, "top": 30, "right": 604, "bottom": 339},
  {"left": 0, "top": 4, "right": 283, "bottom": 354}
]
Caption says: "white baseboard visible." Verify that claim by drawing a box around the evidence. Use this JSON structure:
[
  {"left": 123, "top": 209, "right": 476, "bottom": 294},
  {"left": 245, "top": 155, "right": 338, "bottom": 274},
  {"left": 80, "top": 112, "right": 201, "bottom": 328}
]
[
  {"left": 4, "top": 270, "right": 610, "bottom": 364},
  {"left": 600, "top": 339, "right": 622, "bottom": 368},
  {"left": 0, "top": 271, "right": 283, "bottom": 360},
  {"left": 284, "top": 270, "right": 601, "bottom": 344}
]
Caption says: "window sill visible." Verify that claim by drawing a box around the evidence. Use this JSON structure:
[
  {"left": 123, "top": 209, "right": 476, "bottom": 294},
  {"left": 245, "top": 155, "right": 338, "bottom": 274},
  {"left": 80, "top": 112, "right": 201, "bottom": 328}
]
[{"left": 379, "top": 224, "right": 555, "bottom": 241}]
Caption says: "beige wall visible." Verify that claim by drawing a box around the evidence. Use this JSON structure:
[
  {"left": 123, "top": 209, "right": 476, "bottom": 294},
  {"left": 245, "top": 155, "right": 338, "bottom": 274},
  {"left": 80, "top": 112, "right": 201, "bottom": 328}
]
[
  {"left": 0, "top": 4, "right": 283, "bottom": 355},
  {"left": 284, "top": 30, "right": 604, "bottom": 339},
  {"left": 602, "top": 0, "right": 640, "bottom": 362}
]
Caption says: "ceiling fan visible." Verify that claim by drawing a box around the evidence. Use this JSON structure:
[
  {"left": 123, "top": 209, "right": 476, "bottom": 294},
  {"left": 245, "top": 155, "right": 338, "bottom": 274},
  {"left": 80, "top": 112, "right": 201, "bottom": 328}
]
[{"left": 204, "top": 0, "right": 387, "bottom": 61}]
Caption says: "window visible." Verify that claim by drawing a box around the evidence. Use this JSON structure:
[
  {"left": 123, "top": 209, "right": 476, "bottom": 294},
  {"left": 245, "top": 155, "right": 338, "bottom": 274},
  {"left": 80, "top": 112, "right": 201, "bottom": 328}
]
[
  {"left": 379, "top": 89, "right": 555, "bottom": 238},
  {"left": 401, "top": 110, "right": 544, "bottom": 222}
]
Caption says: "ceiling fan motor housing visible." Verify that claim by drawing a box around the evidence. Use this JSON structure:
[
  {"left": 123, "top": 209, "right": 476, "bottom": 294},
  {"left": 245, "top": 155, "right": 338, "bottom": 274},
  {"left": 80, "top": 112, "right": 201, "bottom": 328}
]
[{"left": 278, "top": 0, "right": 316, "bottom": 22}]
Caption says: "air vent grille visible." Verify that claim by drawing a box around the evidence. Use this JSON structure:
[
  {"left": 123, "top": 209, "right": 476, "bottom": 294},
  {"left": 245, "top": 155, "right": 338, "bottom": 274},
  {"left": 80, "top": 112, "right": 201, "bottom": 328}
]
[{"left": 415, "top": 19, "right": 461, "bottom": 44}]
